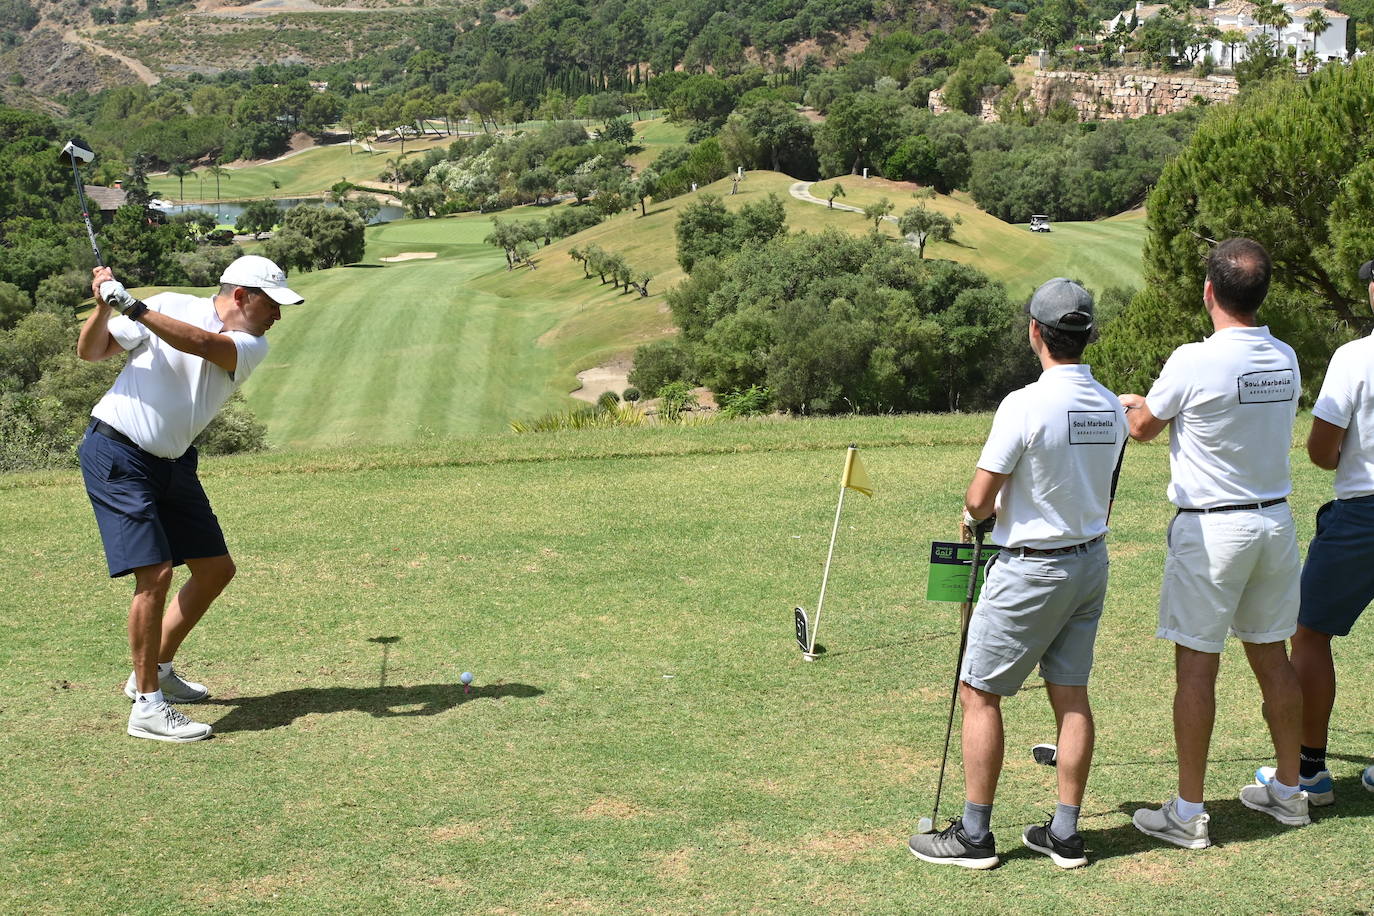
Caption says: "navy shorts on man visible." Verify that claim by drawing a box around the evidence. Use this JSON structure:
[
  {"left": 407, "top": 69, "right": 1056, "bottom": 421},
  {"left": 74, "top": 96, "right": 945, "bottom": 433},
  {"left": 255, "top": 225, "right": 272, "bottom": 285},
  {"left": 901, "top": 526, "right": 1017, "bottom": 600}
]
[
  {"left": 78, "top": 422, "right": 228, "bottom": 578},
  {"left": 1299, "top": 497, "right": 1374, "bottom": 636}
]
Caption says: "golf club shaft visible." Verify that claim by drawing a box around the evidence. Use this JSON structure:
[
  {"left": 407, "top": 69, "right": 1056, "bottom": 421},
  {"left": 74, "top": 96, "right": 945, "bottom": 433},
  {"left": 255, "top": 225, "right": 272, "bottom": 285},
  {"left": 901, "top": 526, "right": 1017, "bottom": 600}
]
[
  {"left": 930, "top": 527, "right": 984, "bottom": 825},
  {"left": 69, "top": 159, "right": 104, "bottom": 267}
]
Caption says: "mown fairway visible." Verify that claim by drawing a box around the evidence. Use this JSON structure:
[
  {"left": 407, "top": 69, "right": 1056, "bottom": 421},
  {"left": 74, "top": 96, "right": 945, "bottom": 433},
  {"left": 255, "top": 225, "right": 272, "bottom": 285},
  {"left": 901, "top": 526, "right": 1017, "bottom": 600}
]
[
  {"left": 3, "top": 415, "right": 1371, "bottom": 914},
  {"left": 146, "top": 136, "right": 452, "bottom": 203}
]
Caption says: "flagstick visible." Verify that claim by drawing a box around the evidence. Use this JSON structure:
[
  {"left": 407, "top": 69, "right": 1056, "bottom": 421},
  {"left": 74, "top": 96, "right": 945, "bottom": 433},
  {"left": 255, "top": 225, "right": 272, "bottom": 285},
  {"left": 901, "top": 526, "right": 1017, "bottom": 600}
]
[{"left": 805, "top": 452, "right": 852, "bottom": 661}]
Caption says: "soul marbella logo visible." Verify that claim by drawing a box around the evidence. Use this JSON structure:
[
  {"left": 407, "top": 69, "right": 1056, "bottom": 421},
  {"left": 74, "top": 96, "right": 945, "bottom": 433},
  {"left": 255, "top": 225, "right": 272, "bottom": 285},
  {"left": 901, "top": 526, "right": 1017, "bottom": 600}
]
[
  {"left": 1067, "top": 411, "right": 1118, "bottom": 444},
  {"left": 1237, "top": 369, "right": 1295, "bottom": 404}
]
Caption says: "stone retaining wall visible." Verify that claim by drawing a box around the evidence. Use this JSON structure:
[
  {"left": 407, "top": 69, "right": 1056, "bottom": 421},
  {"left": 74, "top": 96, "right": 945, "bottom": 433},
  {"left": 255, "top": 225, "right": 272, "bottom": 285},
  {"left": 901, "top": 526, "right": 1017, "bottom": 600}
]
[
  {"left": 928, "top": 69, "right": 1239, "bottom": 123},
  {"left": 1031, "top": 69, "right": 1239, "bottom": 120}
]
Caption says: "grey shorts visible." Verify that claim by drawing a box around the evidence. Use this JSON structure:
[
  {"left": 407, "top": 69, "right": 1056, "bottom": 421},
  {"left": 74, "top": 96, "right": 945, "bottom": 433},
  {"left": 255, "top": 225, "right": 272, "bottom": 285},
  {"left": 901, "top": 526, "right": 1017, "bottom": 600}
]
[{"left": 960, "top": 539, "right": 1109, "bottom": 697}]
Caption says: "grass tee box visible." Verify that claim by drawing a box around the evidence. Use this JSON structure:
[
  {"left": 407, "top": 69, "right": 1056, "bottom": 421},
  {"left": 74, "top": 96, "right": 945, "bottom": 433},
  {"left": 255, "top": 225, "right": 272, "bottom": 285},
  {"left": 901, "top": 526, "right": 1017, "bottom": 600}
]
[{"left": 1, "top": 414, "right": 1371, "bottom": 913}]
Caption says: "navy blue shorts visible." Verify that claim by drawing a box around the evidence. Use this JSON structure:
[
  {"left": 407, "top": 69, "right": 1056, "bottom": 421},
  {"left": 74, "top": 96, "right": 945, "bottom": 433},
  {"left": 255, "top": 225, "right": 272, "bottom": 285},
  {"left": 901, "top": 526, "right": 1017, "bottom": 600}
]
[
  {"left": 1298, "top": 496, "right": 1374, "bottom": 637},
  {"left": 78, "top": 425, "right": 228, "bottom": 578}
]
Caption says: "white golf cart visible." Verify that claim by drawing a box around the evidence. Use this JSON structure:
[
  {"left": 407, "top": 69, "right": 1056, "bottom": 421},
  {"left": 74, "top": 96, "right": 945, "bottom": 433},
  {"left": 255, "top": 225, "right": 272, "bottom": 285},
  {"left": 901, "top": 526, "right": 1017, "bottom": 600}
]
[{"left": 1030, "top": 214, "right": 1051, "bottom": 233}]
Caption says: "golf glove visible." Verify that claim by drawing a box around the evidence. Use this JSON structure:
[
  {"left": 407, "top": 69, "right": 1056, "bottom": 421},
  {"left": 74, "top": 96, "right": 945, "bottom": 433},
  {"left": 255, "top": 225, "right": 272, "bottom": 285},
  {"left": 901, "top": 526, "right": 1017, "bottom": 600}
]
[
  {"left": 962, "top": 509, "right": 996, "bottom": 537},
  {"left": 99, "top": 280, "right": 141, "bottom": 316}
]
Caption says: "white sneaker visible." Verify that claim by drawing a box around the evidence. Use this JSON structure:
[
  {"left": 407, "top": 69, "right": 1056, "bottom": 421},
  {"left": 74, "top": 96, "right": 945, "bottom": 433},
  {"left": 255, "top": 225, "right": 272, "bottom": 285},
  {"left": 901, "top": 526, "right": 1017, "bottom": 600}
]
[
  {"left": 1132, "top": 798, "right": 1210, "bottom": 849},
  {"left": 1255, "top": 765, "right": 1333, "bottom": 806},
  {"left": 124, "top": 666, "right": 210, "bottom": 703},
  {"left": 1239, "top": 780, "right": 1310, "bottom": 826},
  {"left": 127, "top": 700, "right": 213, "bottom": 742}
]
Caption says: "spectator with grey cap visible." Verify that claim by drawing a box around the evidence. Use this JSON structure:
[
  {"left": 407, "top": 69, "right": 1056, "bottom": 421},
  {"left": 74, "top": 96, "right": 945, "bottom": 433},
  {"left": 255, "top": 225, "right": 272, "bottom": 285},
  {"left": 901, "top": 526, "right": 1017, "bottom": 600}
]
[
  {"left": 1253, "top": 256, "right": 1374, "bottom": 805},
  {"left": 76, "top": 254, "right": 305, "bottom": 742},
  {"left": 909, "top": 278, "right": 1127, "bottom": 870},
  {"left": 1120, "top": 237, "right": 1308, "bottom": 849}
]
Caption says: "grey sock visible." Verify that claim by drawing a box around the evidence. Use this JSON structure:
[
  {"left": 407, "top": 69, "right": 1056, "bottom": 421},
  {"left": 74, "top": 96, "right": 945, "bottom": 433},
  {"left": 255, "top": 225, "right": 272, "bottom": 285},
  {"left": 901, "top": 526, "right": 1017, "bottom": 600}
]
[
  {"left": 1050, "top": 802, "right": 1080, "bottom": 839},
  {"left": 962, "top": 801, "right": 993, "bottom": 841}
]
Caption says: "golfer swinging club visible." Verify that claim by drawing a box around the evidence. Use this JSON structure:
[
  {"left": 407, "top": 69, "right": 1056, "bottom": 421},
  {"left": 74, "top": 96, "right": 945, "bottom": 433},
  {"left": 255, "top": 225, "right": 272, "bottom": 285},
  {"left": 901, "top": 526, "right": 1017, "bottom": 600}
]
[
  {"left": 909, "top": 279, "right": 1126, "bottom": 869},
  {"left": 77, "top": 255, "right": 304, "bottom": 742}
]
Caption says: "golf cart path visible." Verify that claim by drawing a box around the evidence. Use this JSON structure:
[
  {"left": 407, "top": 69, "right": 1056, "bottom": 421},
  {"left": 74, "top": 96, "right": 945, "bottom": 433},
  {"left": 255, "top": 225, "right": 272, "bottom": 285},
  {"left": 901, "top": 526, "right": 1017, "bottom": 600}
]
[
  {"left": 65, "top": 29, "right": 160, "bottom": 85},
  {"left": 789, "top": 181, "right": 898, "bottom": 224}
]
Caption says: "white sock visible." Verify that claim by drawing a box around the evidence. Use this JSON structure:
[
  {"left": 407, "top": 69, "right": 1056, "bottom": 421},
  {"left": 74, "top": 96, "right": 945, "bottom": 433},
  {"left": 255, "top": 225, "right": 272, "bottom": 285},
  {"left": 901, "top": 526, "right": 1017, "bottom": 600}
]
[
  {"left": 1174, "top": 797, "right": 1205, "bottom": 821},
  {"left": 157, "top": 661, "right": 173, "bottom": 677},
  {"left": 135, "top": 689, "right": 165, "bottom": 707},
  {"left": 1269, "top": 778, "right": 1300, "bottom": 800}
]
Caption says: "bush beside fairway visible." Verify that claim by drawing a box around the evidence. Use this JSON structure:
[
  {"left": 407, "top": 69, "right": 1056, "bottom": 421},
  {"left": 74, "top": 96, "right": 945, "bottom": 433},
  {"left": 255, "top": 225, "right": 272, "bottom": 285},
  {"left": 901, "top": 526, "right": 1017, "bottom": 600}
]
[{"left": 2, "top": 415, "right": 1371, "bottom": 913}]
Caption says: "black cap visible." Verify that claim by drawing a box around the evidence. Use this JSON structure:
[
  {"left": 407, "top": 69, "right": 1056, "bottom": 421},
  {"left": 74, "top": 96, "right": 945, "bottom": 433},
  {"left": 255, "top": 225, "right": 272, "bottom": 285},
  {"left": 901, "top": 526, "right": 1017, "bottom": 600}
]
[
  {"left": 1027, "top": 278, "right": 1094, "bottom": 332},
  {"left": 1359, "top": 260, "right": 1374, "bottom": 282}
]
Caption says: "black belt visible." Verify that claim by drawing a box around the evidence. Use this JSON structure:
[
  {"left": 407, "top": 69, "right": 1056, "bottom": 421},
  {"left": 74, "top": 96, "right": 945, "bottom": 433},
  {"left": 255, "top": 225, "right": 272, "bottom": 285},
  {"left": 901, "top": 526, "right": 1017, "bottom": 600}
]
[
  {"left": 89, "top": 417, "right": 140, "bottom": 450},
  {"left": 1177, "top": 497, "right": 1286, "bottom": 514},
  {"left": 1017, "top": 533, "right": 1106, "bottom": 557}
]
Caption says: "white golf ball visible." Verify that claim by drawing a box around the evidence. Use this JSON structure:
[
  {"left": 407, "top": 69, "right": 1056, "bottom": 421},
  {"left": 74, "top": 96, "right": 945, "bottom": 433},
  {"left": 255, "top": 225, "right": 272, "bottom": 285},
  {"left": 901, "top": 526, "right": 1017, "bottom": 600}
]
[{"left": 460, "top": 671, "right": 473, "bottom": 685}]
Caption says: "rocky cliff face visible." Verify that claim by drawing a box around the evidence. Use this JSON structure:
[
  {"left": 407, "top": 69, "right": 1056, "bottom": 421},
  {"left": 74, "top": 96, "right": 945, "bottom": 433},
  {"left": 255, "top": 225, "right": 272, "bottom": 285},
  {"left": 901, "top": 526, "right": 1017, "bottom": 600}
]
[
  {"left": 1032, "top": 69, "right": 1239, "bottom": 120},
  {"left": 929, "top": 68, "right": 1239, "bottom": 123}
]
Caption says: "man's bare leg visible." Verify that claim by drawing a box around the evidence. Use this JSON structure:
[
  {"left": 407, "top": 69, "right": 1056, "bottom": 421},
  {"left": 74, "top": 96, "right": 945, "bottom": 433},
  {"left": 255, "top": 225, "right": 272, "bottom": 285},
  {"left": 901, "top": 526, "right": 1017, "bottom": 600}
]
[
  {"left": 1289, "top": 624, "right": 1336, "bottom": 749},
  {"left": 1046, "top": 683, "right": 1093, "bottom": 808},
  {"left": 1175, "top": 645, "right": 1220, "bottom": 804},
  {"left": 1244, "top": 639, "right": 1303, "bottom": 787},
  {"left": 159, "top": 554, "right": 235, "bottom": 662},
  {"left": 961, "top": 682, "right": 1004, "bottom": 805},
  {"left": 130, "top": 562, "right": 173, "bottom": 694}
]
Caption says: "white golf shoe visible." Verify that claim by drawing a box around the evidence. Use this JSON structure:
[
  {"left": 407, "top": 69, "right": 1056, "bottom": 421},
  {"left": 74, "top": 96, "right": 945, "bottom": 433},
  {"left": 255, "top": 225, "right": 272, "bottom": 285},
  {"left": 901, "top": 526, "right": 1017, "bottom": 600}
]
[
  {"left": 125, "top": 666, "right": 210, "bottom": 703},
  {"left": 127, "top": 700, "right": 212, "bottom": 743}
]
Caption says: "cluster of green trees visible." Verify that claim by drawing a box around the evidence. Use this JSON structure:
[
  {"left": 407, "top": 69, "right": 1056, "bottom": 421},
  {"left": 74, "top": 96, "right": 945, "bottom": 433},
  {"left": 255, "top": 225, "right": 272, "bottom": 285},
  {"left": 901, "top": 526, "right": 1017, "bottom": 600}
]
[
  {"left": 1092, "top": 55, "right": 1374, "bottom": 399},
  {"left": 633, "top": 199, "right": 1036, "bottom": 414},
  {"left": 568, "top": 245, "right": 652, "bottom": 296},
  {"left": 482, "top": 207, "right": 604, "bottom": 269}
]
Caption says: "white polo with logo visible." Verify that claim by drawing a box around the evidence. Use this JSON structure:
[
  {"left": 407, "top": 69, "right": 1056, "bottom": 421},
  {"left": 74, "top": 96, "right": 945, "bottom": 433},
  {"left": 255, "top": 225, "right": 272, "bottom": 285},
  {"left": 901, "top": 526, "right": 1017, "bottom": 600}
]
[
  {"left": 977, "top": 364, "right": 1127, "bottom": 549},
  {"left": 1145, "top": 326, "right": 1299, "bottom": 508},
  {"left": 91, "top": 292, "right": 271, "bottom": 459},
  {"left": 1144, "top": 325, "right": 1301, "bottom": 651},
  {"left": 1312, "top": 333, "right": 1374, "bottom": 499}
]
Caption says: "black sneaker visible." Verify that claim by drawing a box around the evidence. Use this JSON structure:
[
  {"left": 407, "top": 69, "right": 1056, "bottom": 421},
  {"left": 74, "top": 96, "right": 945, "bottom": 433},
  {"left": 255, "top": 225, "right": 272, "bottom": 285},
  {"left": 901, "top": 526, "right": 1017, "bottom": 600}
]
[
  {"left": 908, "top": 818, "right": 999, "bottom": 870},
  {"left": 1022, "top": 821, "right": 1087, "bottom": 869}
]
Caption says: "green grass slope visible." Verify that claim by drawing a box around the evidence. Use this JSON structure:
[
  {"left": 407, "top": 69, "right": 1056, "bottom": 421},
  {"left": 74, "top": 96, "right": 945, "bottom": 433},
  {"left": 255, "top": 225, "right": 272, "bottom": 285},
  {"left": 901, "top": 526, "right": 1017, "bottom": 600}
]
[
  {"left": 146, "top": 137, "right": 451, "bottom": 203},
  {"left": 802, "top": 176, "right": 1146, "bottom": 300},
  {"left": 2, "top": 415, "right": 1370, "bottom": 913}
]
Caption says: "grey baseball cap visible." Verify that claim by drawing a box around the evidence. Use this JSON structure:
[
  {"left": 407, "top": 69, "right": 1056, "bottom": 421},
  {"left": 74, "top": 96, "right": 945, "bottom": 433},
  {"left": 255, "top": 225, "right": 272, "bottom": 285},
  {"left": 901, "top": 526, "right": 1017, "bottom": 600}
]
[
  {"left": 1027, "top": 277, "right": 1094, "bottom": 331},
  {"left": 1359, "top": 260, "right": 1374, "bottom": 282}
]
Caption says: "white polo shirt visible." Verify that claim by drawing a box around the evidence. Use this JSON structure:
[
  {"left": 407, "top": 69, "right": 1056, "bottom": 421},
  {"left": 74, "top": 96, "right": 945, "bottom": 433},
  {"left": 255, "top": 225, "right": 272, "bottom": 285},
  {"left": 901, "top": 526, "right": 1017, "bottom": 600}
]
[
  {"left": 91, "top": 292, "right": 271, "bottom": 459},
  {"left": 1145, "top": 326, "right": 1298, "bottom": 508},
  {"left": 977, "top": 364, "right": 1126, "bottom": 549},
  {"left": 1313, "top": 332, "right": 1374, "bottom": 499}
]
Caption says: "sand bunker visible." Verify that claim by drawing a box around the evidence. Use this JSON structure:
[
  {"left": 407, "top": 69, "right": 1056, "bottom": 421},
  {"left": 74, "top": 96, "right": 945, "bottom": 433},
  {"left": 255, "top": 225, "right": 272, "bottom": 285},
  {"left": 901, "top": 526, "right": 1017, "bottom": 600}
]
[{"left": 380, "top": 252, "right": 438, "bottom": 262}]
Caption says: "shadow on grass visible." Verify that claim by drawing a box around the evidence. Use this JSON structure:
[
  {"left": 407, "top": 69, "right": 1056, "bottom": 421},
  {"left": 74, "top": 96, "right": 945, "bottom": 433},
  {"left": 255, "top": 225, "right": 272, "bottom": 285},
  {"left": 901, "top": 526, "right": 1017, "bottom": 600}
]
[
  {"left": 210, "top": 682, "right": 543, "bottom": 733},
  {"left": 1013, "top": 797, "right": 1334, "bottom": 865},
  {"left": 343, "top": 263, "right": 385, "bottom": 269}
]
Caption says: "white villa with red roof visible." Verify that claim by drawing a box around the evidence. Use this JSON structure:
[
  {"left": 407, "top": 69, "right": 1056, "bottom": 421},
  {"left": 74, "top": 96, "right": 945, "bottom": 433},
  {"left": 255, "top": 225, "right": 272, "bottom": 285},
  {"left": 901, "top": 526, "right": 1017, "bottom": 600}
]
[{"left": 1104, "top": 1, "right": 1348, "bottom": 67}]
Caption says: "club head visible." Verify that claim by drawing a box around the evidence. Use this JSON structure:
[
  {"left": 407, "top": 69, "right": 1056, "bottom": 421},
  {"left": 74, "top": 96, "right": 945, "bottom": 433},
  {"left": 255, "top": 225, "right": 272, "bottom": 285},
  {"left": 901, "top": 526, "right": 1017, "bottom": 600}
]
[
  {"left": 60, "top": 138, "right": 95, "bottom": 166},
  {"left": 917, "top": 816, "right": 934, "bottom": 834}
]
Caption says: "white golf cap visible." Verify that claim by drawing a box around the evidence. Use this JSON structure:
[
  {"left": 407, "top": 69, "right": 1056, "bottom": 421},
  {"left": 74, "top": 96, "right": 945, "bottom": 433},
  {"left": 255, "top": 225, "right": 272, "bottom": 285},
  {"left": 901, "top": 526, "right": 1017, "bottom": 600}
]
[{"left": 220, "top": 255, "right": 304, "bottom": 305}]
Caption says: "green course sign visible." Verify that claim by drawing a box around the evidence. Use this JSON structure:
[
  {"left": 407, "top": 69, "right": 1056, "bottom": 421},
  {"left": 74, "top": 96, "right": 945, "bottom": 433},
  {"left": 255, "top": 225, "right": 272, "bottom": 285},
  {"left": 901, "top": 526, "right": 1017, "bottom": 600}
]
[{"left": 926, "top": 541, "right": 1001, "bottom": 603}]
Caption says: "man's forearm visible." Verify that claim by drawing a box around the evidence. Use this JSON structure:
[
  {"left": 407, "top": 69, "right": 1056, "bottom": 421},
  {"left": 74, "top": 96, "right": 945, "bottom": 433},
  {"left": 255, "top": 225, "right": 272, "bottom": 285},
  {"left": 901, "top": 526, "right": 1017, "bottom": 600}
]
[
  {"left": 134, "top": 309, "right": 238, "bottom": 373},
  {"left": 77, "top": 303, "right": 119, "bottom": 362}
]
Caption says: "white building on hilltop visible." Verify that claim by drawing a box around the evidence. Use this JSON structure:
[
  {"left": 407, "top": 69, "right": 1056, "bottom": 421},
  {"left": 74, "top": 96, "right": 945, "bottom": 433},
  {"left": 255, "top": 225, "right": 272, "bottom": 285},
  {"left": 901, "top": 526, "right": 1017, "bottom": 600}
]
[{"left": 1104, "top": 0, "right": 1348, "bottom": 68}]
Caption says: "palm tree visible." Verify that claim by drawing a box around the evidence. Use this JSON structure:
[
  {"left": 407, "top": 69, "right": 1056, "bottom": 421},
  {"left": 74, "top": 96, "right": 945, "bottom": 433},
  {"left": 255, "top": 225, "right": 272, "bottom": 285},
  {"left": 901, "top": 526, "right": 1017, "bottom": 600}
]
[
  {"left": 205, "top": 161, "right": 230, "bottom": 206},
  {"left": 168, "top": 162, "right": 191, "bottom": 201},
  {"left": 1221, "top": 28, "right": 1247, "bottom": 68},
  {"left": 1304, "top": 8, "right": 1330, "bottom": 58}
]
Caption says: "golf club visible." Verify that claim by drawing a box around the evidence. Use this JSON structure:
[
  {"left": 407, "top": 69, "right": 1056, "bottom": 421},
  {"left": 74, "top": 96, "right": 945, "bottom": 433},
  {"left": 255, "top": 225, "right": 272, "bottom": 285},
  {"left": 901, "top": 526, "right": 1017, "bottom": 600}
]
[
  {"left": 59, "top": 138, "right": 104, "bottom": 267},
  {"left": 917, "top": 526, "right": 986, "bottom": 834}
]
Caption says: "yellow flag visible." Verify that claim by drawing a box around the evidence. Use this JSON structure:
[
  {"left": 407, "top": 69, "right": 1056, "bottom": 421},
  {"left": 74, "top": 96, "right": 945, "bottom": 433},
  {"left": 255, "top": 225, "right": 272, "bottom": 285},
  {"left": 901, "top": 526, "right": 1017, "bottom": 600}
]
[{"left": 841, "top": 446, "right": 874, "bottom": 497}]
